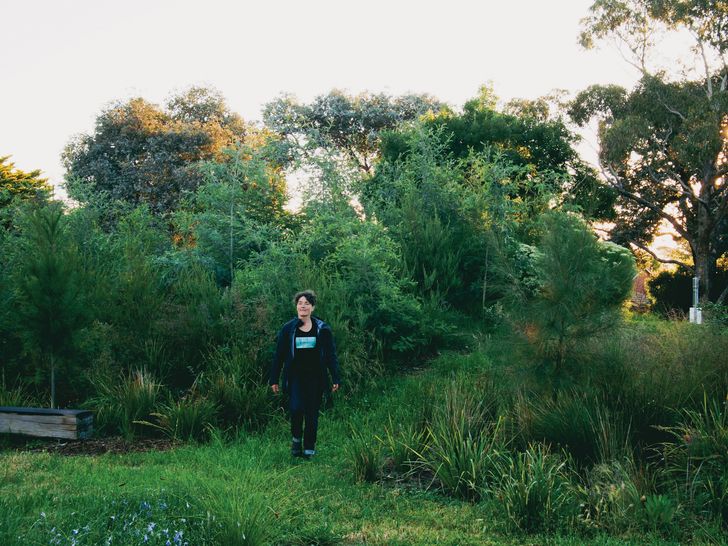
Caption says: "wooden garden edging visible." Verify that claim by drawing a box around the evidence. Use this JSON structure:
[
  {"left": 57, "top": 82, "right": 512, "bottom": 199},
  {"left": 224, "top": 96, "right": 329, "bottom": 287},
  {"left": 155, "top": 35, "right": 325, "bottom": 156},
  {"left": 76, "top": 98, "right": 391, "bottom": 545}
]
[{"left": 0, "top": 406, "right": 93, "bottom": 440}]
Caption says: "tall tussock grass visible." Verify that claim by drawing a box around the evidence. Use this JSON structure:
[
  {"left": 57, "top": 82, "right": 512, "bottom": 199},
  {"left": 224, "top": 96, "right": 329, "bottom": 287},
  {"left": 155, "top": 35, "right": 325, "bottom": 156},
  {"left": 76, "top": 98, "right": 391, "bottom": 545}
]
[
  {"left": 0, "top": 380, "right": 35, "bottom": 407},
  {"left": 515, "top": 391, "right": 633, "bottom": 466},
  {"left": 489, "top": 443, "right": 579, "bottom": 533},
  {"left": 199, "top": 346, "right": 271, "bottom": 432},
  {"left": 85, "top": 368, "right": 160, "bottom": 438},
  {"left": 578, "top": 320, "right": 728, "bottom": 451},
  {"left": 661, "top": 394, "right": 728, "bottom": 528},
  {"left": 145, "top": 393, "right": 218, "bottom": 442},
  {"left": 346, "top": 425, "right": 383, "bottom": 483},
  {"left": 414, "top": 377, "right": 507, "bottom": 501}
]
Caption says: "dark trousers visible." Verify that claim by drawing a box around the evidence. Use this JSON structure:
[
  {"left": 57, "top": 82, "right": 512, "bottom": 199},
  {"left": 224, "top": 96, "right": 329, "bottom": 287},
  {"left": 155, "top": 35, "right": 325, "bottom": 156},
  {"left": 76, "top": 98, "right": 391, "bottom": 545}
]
[{"left": 289, "top": 376, "right": 323, "bottom": 451}]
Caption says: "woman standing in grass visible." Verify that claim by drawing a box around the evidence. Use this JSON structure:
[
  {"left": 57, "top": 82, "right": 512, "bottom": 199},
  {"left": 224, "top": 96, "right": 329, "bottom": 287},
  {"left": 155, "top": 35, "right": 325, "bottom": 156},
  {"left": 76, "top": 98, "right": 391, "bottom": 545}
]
[{"left": 270, "top": 290, "right": 340, "bottom": 459}]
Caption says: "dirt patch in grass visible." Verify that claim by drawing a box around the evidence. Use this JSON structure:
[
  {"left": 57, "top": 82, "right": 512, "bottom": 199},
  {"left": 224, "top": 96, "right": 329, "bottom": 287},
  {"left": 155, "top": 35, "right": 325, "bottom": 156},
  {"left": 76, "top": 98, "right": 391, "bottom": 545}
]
[{"left": 0, "top": 435, "right": 176, "bottom": 456}]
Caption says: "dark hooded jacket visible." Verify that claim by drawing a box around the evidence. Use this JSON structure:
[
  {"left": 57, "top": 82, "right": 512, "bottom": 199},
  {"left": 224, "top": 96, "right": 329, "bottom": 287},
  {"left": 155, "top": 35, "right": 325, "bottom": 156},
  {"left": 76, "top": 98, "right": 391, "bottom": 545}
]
[{"left": 269, "top": 316, "right": 341, "bottom": 392}]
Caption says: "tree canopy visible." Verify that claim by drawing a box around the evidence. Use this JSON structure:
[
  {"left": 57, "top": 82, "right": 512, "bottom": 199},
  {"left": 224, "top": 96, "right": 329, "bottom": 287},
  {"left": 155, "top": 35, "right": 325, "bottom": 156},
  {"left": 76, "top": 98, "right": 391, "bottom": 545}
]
[
  {"left": 377, "top": 88, "right": 611, "bottom": 220},
  {"left": 263, "top": 90, "right": 446, "bottom": 173},
  {"left": 0, "top": 156, "right": 51, "bottom": 227},
  {"left": 572, "top": 0, "right": 728, "bottom": 301},
  {"left": 63, "top": 87, "right": 257, "bottom": 216}
]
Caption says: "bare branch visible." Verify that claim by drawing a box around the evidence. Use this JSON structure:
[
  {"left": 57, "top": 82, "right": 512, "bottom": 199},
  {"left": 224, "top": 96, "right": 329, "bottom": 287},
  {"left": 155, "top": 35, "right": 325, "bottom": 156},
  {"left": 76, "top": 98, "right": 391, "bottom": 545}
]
[
  {"left": 612, "top": 34, "right": 650, "bottom": 76},
  {"left": 713, "top": 189, "right": 728, "bottom": 226},
  {"left": 696, "top": 34, "right": 714, "bottom": 99},
  {"left": 629, "top": 241, "right": 692, "bottom": 270},
  {"left": 660, "top": 101, "right": 687, "bottom": 121},
  {"left": 601, "top": 163, "right": 692, "bottom": 241},
  {"left": 644, "top": 162, "right": 707, "bottom": 206}
]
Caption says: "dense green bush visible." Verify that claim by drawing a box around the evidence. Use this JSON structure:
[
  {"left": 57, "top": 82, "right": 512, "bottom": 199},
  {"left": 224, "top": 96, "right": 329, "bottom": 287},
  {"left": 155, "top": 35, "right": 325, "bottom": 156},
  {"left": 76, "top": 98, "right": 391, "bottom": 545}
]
[
  {"left": 508, "top": 212, "right": 635, "bottom": 393},
  {"left": 199, "top": 346, "right": 271, "bottom": 431},
  {"left": 576, "top": 320, "right": 728, "bottom": 451}
]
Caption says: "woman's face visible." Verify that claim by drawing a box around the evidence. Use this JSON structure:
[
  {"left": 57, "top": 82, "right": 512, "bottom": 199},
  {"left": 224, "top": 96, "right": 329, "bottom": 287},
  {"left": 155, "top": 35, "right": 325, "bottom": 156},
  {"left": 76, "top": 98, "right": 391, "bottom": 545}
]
[{"left": 296, "top": 296, "right": 314, "bottom": 319}]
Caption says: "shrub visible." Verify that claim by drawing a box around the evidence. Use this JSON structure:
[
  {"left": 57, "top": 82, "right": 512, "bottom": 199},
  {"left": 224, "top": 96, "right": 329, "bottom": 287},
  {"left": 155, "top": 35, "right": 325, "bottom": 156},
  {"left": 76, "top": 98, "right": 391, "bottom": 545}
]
[
  {"left": 489, "top": 444, "right": 578, "bottom": 533},
  {"left": 159, "top": 264, "right": 227, "bottom": 387},
  {"left": 517, "top": 391, "right": 632, "bottom": 466},
  {"left": 199, "top": 346, "right": 271, "bottom": 432},
  {"left": 582, "top": 321, "right": 728, "bottom": 451},
  {"left": 578, "top": 457, "right": 649, "bottom": 533},
  {"left": 79, "top": 206, "right": 169, "bottom": 376},
  {"left": 509, "top": 212, "right": 635, "bottom": 391},
  {"left": 85, "top": 369, "right": 161, "bottom": 438},
  {"left": 649, "top": 269, "right": 728, "bottom": 315},
  {"left": 203, "top": 372, "right": 270, "bottom": 432}
]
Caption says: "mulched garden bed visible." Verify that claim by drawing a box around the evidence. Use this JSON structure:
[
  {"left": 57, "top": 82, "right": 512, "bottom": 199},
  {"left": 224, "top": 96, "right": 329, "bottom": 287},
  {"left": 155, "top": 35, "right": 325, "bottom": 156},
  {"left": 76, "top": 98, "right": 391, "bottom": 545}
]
[{"left": 0, "top": 435, "right": 176, "bottom": 456}]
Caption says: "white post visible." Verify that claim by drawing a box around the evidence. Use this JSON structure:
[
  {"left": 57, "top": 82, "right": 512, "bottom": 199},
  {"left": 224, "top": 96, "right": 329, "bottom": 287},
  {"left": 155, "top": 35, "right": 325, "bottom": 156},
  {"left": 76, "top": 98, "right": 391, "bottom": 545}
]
[{"left": 689, "top": 276, "right": 702, "bottom": 324}]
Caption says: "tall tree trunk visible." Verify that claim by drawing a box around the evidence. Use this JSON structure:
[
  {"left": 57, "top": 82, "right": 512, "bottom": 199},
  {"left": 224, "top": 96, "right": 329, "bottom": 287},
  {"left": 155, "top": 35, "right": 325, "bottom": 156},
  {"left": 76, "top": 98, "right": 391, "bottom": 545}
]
[{"left": 696, "top": 175, "right": 715, "bottom": 302}]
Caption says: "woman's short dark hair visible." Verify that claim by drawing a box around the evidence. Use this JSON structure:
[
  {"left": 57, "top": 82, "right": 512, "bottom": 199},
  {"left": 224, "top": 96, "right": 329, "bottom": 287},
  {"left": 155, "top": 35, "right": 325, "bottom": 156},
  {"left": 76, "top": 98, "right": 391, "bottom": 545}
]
[{"left": 293, "top": 290, "right": 317, "bottom": 306}]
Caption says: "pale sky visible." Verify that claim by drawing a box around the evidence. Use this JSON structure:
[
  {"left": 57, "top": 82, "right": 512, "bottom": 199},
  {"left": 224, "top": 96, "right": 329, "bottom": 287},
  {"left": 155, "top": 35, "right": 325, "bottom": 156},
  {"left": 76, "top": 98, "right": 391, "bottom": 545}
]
[{"left": 2, "top": 0, "right": 645, "bottom": 194}]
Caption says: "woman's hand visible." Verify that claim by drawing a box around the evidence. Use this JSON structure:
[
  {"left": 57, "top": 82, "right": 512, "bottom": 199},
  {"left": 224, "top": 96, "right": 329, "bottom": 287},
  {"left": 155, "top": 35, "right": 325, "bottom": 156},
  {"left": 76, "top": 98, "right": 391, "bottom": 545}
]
[
  {"left": 331, "top": 384, "right": 339, "bottom": 393},
  {"left": 271, "top": 384, "right": 279, "bottom": 394}
]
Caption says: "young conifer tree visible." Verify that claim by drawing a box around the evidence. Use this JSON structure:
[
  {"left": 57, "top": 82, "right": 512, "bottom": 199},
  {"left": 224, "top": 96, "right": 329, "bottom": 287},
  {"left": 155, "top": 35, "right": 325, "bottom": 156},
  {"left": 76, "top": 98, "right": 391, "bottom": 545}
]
[
  {"left": 515, "top": 212, "right": 636, "bottom": 395},
  {"left": 15, "top": 204, "right": 86, "bottom": 407}
]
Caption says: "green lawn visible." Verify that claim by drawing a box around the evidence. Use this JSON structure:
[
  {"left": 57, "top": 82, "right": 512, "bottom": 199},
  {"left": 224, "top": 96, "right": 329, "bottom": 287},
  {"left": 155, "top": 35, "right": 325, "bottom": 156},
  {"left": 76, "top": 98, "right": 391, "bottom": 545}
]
[{"left": 0, "top": 353, "right": 700, "bottom": 545}]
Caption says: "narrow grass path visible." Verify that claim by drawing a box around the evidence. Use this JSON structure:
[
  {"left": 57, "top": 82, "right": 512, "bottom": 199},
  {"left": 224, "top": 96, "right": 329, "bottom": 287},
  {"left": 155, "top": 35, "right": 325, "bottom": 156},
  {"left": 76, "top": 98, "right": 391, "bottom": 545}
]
[{"left": 1, "top": 353, "right": 686, "bottom": 545}]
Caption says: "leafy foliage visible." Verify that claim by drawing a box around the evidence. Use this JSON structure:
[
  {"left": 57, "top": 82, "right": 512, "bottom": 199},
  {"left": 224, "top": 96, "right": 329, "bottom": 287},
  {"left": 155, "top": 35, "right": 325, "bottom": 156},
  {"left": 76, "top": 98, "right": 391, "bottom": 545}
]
[
  {"left": 662, "top": 395, "right": 728, "bottom": 527},
  {"left": 63, "top": 87, "right": 257, "bottom": 215},
  {"left": 510, "top": 212, "right": 635, "bottom": 384},
  {"left": 0, "top": 156, "right": 51, "bottom": 228},
  {"left": 650, "top": 268, "right": 728, "bottom": 314},
  {"left": 574, "top": 1, "right": 728, "bottom": 301},
  {"left": 263, "top": 90, "right": 445, "bottom": 173},
  {"left": 12, "top": 204, "right": 88, "bottom": 406},
  {"left": 489, "top": 444, "right": 578, "bottom": 533}
]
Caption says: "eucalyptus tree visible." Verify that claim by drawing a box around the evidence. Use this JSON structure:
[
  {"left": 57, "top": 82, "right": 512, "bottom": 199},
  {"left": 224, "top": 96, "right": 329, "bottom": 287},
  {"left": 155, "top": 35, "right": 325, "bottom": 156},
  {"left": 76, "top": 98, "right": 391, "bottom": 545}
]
[
  {"left": 378, "top": 88, "right": 610, "bottom": 220},
  {"left": 571, "top": 0, "right": 728, "bottom": 302},
  {"left": 262, "top": 90, "right": 445, "bottom": 174}
]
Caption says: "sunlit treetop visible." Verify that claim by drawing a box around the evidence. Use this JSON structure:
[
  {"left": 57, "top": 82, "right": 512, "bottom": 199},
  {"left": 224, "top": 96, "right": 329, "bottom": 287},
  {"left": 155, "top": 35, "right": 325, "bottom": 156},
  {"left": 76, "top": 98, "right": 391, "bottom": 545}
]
[{"left": 0, "top": 155, "right": 51, "bottom": 209}]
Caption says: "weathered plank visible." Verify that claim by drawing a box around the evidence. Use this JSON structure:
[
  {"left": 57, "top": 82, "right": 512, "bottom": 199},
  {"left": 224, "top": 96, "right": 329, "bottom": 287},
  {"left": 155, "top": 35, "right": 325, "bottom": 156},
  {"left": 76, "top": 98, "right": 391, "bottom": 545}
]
[
  {"left": 0, "top": 413, "right": 91, "bottom": 426},
  {"left": 0, "top": 406, "right": 92, "bottom": 418},
  {"left": 0, "top": 407, "right": 94, "bottom": 440},
  {"left": 0, "top": 420, "right": 89, "bottom": 439}
]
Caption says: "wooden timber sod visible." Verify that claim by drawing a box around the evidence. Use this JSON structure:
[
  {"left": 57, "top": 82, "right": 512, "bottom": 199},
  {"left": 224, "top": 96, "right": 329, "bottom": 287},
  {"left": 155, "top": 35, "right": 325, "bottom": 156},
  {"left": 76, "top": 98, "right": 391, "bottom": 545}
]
[{"left": 0, "top": 406, "right": 93, "bottom": 440}]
